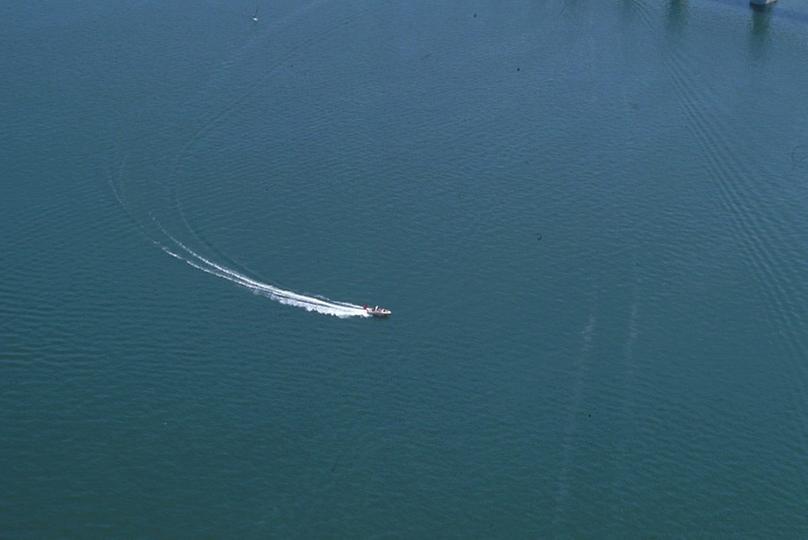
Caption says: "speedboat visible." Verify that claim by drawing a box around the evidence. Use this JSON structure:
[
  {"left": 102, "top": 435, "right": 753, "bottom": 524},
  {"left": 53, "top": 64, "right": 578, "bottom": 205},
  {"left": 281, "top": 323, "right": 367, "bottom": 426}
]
[{"left": 364, "top": 305, "right": 391, "bottom": 318}]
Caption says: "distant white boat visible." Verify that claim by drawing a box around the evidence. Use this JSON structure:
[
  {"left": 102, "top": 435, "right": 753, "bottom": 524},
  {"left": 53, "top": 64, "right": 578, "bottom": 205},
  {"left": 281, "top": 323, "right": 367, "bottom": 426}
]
[
  {"left": 252, "top": 5, "right": 259, "bottom": 22},
  {"left": 364, "top": 305, "right": 391, "bottom": 318}
]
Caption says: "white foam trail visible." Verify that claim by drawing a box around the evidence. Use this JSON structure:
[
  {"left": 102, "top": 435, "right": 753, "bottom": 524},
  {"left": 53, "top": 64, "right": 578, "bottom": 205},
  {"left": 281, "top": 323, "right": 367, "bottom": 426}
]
[{"left": 157, "top": 230, "right": 370, "bottom": 319}]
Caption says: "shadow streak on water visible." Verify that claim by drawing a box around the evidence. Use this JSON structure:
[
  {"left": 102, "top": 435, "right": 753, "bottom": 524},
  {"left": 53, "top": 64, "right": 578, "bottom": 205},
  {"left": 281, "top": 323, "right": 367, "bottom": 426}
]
[
  {"left": 748, "top": 5, "right": 773, "bottom": 61},
  {"left": 667, "top": 0, "right": 688, "bottom": 33}
]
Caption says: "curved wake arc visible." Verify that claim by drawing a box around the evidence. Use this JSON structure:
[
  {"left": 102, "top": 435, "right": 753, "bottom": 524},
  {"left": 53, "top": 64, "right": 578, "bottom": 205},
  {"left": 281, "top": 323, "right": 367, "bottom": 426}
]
[
  {"left": 157, "top": 227, "right": 370, "bottom": 319},
  {"left": 106, "top": 1, "right": 384, "bottom": 321}
]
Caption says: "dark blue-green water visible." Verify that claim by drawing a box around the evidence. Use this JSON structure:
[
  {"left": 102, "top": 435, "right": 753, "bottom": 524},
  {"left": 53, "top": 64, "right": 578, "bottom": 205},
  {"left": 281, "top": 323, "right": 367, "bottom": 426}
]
[{"left": 3, "top": 0, "right": 808, "bottom": 536}]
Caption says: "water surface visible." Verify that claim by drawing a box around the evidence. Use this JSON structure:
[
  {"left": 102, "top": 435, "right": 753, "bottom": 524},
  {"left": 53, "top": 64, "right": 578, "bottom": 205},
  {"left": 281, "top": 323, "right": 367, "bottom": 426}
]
[{"left": 3, "top": 0, "right": 808, "bottom": 536}]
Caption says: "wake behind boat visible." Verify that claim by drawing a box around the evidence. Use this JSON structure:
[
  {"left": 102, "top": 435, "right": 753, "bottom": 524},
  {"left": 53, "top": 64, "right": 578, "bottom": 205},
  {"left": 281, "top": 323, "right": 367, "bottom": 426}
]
[{"left": 364, "top": 305, "right": 391, "bottom": 318}]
